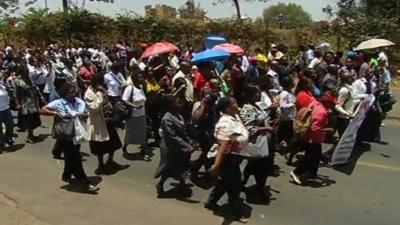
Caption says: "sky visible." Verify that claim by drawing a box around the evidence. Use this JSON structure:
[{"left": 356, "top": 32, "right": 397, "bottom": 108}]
[{"left": 26, "top": 0, "right": 334, "bottom": 21}]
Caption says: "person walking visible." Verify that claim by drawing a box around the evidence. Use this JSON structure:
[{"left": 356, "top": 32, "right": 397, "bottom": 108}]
[
  {"left": 240, "top": 84, "right": 273, "bottom": 199},
  {"left": 204, "top": 96, "right": 249, "bottom": 221},
  {"left": 41, "top": 83, "right": 99, "bottom": 193},
  {"left": 155, "top": 96, "right": 193, "bottom": 196},
  {"left": 85, "top": 74, "right": 126, "bottom": 175},
  {"left": 15, "top": 65, "right": 43, "bottom": 143},
  {"left": 122, "top": 71, "right": 150, "bottom": 161},
  {"left": 0, "top": 74, "right": 14, "bottom": 149},
  {"left": 290, "top": 100, "right": 329, "bottom": 185}
]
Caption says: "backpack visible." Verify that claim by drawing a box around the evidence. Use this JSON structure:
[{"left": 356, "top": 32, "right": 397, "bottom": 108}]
[{"left": 294, "top": 104, "right": 314, "bottom": 138}]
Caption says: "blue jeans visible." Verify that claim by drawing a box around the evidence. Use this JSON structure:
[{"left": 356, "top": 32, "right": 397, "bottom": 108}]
[{"left": 0, "top": 109, "right": 14, "bottom": 146}]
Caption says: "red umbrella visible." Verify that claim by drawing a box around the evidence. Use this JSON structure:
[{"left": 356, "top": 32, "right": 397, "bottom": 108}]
[
  {"left": 141, "top": 42, "right": 179, "bottom": 59},
  {"left": 213, "top": 43, "right": 244, "bottom": 55}
]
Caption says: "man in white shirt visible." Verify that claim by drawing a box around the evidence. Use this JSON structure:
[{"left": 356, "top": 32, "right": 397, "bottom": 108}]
[
  {"left": 104, "top": 62, "right": 126, "bottom": 98},
  {"left": 172, "top": 62, "right": 194, "bottom": 103}
]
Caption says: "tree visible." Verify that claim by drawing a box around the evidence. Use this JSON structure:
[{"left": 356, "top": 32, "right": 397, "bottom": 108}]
[
  {"left": 263, "top": 3, "right": 312, "bottom": 29},
  {"left": 213, "top": 0, "right": 270, "bottom": 20}
]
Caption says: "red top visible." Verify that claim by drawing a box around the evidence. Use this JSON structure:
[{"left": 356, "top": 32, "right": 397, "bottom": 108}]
[
  {"left": 296, "top": 91, "right": 315, "bottom": 111},
  {"left": 319, "top": 92, "right": 338, "bottom": 113},
  {"left": 79, "top": 66, "right": 97, "bottom": 80},
  {"left": 304, "top": 101, "right": 328, "bottom": 143},
  {"left": 194, "top": 71, "right": 210, "bottom": 98}
]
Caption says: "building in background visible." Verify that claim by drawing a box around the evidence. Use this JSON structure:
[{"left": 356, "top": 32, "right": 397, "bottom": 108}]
[
  {"left": 179, "top": 0, "right": 207, "bottom": 20},
  {"left": 144, "top": 4, "right": 177, "bottom": 18}
]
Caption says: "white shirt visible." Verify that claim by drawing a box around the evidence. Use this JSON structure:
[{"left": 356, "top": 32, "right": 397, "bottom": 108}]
[
  {"left": 0, "top": 83, "right": 10, "bottom": 111},
  {"left": 241, "top": 55, "right": 250, "bottom": 73},
  {"left": 352, "top": 78, "right": 376, "bottom": 105},
  {"left": 169, "top": 55, "right": 180, "bottom": 70},
  {"left": 172, "top": 71, "right": 194, "bottom": 102},
  {"left": 28, "top": 64, "right": 49, "bottom": 85},
  {"left": 267, "top": 69, "right": 282, "bottom": 96},
  {"left": 257, "top": 91, "right": 273, "bottom": 119},
  {"left": 122, "top": 84, "right": 146, "bottom": 117},
  {"left": 308, "top": 57, "right": 321, "bottom": 69},
  {"left": 378, "top": 51, "right": 389, "bottom": 68},
  {"left": 335, "top": 84, "right": 355, "bottom": 118},
  {"left": 279, "top": 90, "right": 296, "bottom": 121},
  {"left": 104, "top": 72, "right": 126, "bottom": 97}
]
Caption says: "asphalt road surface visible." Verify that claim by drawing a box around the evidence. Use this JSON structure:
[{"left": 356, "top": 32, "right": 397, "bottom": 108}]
[{"left": 0, "top": 117, "right": 399, "bottom": 225}]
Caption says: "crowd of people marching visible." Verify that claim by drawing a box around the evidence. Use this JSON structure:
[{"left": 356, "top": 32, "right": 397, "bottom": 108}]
[{"left": 0, "top": 41, "right": 395, "bottom": 220}]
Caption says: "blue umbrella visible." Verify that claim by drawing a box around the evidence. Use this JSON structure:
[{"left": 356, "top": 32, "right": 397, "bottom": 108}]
[{"left": 191, "top": 49, "right": 230, "bottom": 64}]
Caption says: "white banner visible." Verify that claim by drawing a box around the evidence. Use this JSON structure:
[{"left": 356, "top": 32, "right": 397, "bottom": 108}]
[{"left": 331, "top": 94, "right": 375, "bottom": 165}]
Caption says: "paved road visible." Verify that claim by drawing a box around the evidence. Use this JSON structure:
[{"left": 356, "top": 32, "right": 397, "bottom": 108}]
[{"left": 0, "top": 117, "right": 400, "bottom": 225}]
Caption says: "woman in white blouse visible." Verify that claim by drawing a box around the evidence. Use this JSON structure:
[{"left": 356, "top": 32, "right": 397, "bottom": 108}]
[{"left": 122, "top": 71, "right": 150, "bottom": 161}]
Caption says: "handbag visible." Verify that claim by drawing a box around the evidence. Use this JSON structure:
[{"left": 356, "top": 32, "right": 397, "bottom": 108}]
[
  {"left": 244, "top": 135, "right": 269, "bottom": 158},
  {"left": 52, "top": 117, "right": 75, "bottom": 141}
]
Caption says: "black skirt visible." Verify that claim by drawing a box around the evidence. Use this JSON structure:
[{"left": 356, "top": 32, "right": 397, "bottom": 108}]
[
  {"left": 89, "top": 123, "right": 122, "bottom": 156},
  {"left": 17, "top": 112, "right": 41, "bottom": 130}
]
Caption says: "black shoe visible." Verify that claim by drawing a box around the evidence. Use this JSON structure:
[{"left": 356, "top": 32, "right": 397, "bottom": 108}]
[
  {"left": 204, "top": 201, "right": 220, "bottom": 211},
  {"left": 5, "top": 139, "right": 14, "bottom": 146},
  {"left": 156, "top": 183, "right": 164, "bottom": 196},
  {"left": 95, "top": 165, "right": 107, "bottom": 175},
  {"left": 62, "top": 174, "right": 71, "bottom": 183},
  {"left": 86, "top": 185, "right": 100, "bottom": 194}
]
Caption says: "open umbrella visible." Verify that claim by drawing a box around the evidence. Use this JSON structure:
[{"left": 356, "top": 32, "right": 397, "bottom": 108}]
[
  {"left": 191, "top": 49, "right": 230, "bottom": 64},
  {"left": 141, "top": 42, "right": 179, "bottom": 59},
  {"left": 213, "top": 43, "right": 244, "bottom": 55},
  {"left": 355, "top": 38, "right": 395, "bottom": 51}
]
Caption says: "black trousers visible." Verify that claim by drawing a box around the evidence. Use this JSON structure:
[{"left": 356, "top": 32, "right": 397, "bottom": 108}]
[
  {"left": 294, "top": 142, "right": 322, "bottom": 179},
  {"left": 336, "top": 117, "right": 350, "bottom": 139},
  {"left": 243, "top": 157, "right": 269, "bottom": 191},
  {"left": 207, "top": 154, "right": 242, "bottom": 216},
  {"left": 60, "top": 141, "right": 89, "bottom": 183},
  {"left": 276, "top": 120, "right": 294, "bottom": 145}
]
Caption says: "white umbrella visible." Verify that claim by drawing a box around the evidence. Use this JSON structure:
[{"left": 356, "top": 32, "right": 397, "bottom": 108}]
[{"left": 355, "top": 38, "right": 395, "bottom": 51}]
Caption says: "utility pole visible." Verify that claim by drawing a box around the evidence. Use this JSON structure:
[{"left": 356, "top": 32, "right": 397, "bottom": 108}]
[
  {"left": 62, "top": 0, "right": 69, "bottom": 13},
  {"left": 44, "top": 0, "right": 48, "bottom": 13}
]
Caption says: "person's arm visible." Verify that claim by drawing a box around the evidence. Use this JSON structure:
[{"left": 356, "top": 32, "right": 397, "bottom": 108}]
[
  {"left": 210, "top": 139, "right": 231, "bottom": 175},
  {"left": 40, "top": 105, "right": 61, "bottom": 118},
  {"left": 192, "top": 101, "right": 206, "bottom": 122},
  {"left": 122, "top": 85, "right": 134, "bottom": 107},
  {"left": 335, "top": 88, "right": 352, "bottom": 117}
]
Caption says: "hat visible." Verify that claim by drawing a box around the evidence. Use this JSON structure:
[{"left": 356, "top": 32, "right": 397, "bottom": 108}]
[{"left": 271, "top": 43, "right": 277, "bottom": 48}]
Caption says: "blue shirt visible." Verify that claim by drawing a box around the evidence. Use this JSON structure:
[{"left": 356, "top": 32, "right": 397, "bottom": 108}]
[{"left": 47, "top": 97, "right": 86, "bottom": 118}]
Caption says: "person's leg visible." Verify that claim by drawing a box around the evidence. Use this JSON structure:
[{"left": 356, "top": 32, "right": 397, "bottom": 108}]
[
  {"left": 337, "top": 118, "right": 350, "bottom": 139},
  {"left": 226, "top": 163, "right": 243, "bottom": 217},
  {"left": 293, "top": 141, "right": 311, "bottom": 176},
  {"left": 52, "top": 139, "right": 63, "bottom": 159},
  {"left": 62, "top": 141, "right": 73, "bottom": 182},
  {"left": 0, "top": 111, "right": 5, "bottom": 147},
  {"left": 308, "top": 143, "right": 322, "bottom": 179},
  {"left": 3, "top": 109, "right": 14, "bottom": 144},
  {"left": 69, "top": 144, "right": 89, "bottom": 183},
  {"left": 156, "top": 175, "right": 168, "bottom": 194}
]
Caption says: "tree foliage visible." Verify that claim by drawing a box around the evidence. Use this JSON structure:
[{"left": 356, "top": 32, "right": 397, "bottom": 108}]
[
  {"left": 322, "top": 0, "right": 400, "bottom": 47},
  {"left": 263, "top": 3, "right": 312, "bottom": 29},
  {"left": 6, "top": 8, "right": 271, "bottom": 49}
]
